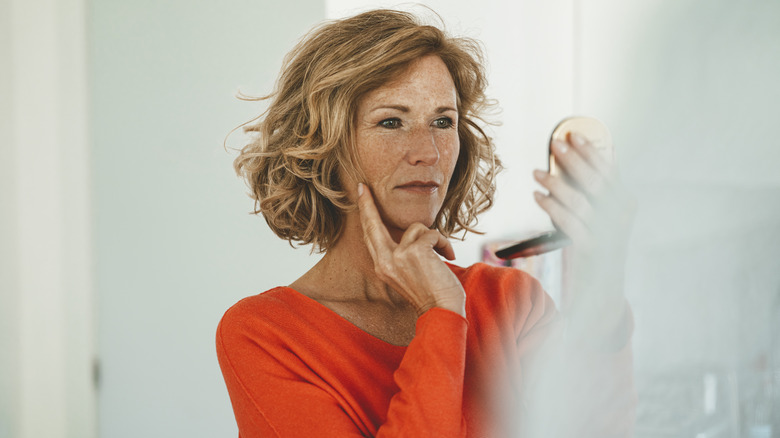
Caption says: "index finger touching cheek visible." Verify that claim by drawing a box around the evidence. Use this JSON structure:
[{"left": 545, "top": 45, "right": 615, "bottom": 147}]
[
  {"left": 357, "top": 183, "right": 379, "bottom": 222},
  {"left": 357, "top": 183, "right": 392, "bottom": 246}
]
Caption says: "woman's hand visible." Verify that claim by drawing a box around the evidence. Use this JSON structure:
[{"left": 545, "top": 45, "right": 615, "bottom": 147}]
[
  {"left": 533, "top": 132, "right": 635, "bottom": 258},
  {"left": 357, "top": 183, "right": 466, "bottom": 317},
  {"left": 532, "top": 132, "right": 636, "bottom": 345}
]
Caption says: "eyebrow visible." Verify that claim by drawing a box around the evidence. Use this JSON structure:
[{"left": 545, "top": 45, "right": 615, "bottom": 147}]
[{"left": 369, "top": 105, "right": 458, "bottom": 114}]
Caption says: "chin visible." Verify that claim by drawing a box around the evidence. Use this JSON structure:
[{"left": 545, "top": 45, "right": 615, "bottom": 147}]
[
  {"left": 385, "top": 213, "right": 438, "bottom": 233},
  {"left": 376, "top": 195, "right": 444, "bottom": 234}
]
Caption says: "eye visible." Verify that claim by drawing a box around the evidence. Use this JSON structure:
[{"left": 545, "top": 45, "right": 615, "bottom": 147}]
[
  {"left": 379, "top": 118, "right": 402, "bottom": 129},
  {"left": 432, "top": 117, "right": 455, "bottom": 129}
]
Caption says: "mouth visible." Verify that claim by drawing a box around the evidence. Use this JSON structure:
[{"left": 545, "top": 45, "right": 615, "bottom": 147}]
[{"left": 395, "top": 180, "right": 440, "bottom": 194}]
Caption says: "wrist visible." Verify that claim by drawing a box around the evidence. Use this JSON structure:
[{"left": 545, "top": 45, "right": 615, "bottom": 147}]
[
  {"left": 416, "top": 294, "right": 466, "bottom": 318},
  {"left": 434, "top": 294, "right": 466, "bottom": 318}
]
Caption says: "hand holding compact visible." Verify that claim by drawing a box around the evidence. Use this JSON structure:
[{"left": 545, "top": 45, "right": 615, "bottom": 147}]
[
  {"left": 533, "top": 129, "right": 636, "bottom": 345},
  {"left": 357, "top": 183, "right": 466, "bottom": 318},
  {"left": 533, "top": 131, "right": 635, "bottom": 259}
]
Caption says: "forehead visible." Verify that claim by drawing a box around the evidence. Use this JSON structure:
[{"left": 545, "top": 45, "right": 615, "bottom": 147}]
[{"left": 359, "top": 55, "right": 457, "bottom": 107}]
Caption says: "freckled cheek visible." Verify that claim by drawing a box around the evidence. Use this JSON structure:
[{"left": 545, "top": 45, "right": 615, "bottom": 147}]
[
  {"left": 438, "top": 135, "right": 461, "bottom": 181},
  {"left": 357, "top": 136, "right": 401, "bottom": 185},
  {"left": 362, "top": 160, "right": 394, "bottom": 186}
]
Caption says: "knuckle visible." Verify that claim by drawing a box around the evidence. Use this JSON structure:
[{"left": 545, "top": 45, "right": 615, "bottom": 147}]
[
  {"left": 364, "top": 220, "right": 379, "bottom": 233},
  {"left": 409, "top": 223, "right": 428, "bottom": 234},
  {"left": 398, "top": 243, "right": 423, "bottom": 262}
]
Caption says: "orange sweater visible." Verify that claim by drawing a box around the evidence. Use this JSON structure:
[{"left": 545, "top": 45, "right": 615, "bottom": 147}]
[{"left": 216, "top": 263, "right": 635, "bottom": 437}]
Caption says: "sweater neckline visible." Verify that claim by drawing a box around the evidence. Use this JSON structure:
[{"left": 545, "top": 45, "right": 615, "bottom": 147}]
[{"left": 274, "top": 286, "right": 411, "bottom": 351}]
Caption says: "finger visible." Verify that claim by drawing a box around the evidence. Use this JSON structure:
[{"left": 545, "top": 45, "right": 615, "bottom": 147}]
[
  {"left": 398, "top": 224, "right": 456, "bottom": 261},
  {"left": 431, "top": 231, "right": 456, "bottom": 261},
  {"left": 551, "top": 139, "right": 607, "bottom": 197},
  {"left": 568, "top": 132, "right": 615, "bottom": 179},
  {"left": 357, "top": 183, "right": 395, "bottom": 256},
  {"left": 397, "top": 223, "right": 431, "bottom": 248},
  {"left": 534, "top": 191, "right": 592, "bottom": 250},
  {"left": 534, "top": 169, "right": 594, "bottom": 222}
]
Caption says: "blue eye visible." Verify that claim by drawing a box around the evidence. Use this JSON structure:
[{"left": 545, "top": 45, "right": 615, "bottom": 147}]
[
  {"left": 433, "top": 117, "right": 454, "bottom": 129},
  {"left": 379, "top": 118, "right": 401, "bottom": 129}
]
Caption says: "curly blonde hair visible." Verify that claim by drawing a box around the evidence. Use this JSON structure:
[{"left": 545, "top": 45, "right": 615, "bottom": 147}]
[{"left": 234, "top": 9, "right": 501, "bottom": 251}]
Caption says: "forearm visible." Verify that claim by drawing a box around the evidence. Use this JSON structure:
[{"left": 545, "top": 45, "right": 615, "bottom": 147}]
[{"left": 378, "top": 308, "right": 468, "bottom": 436}]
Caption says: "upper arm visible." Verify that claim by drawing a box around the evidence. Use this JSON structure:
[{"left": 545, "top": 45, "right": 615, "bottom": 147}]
[{"left": 215, "top": 306, "right": 367, "bottom": 438}]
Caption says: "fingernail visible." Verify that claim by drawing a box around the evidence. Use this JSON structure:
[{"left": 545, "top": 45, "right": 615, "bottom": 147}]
[
  {"left": 533, "top": 191, "right": 545, "bottom": 202},
  {"left": 533, "top": 169, "right": 547, "bottom": 181},
  {"left": 357, "top": 183, "right": 364, "bottom": 196},
  {"left": 552, "top": 140, "right": 568, "bottom": 154}
]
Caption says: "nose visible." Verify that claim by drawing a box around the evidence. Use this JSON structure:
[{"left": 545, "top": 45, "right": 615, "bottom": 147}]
[{"left": 405, "top": 126, "right": 440, "bottom": 166}]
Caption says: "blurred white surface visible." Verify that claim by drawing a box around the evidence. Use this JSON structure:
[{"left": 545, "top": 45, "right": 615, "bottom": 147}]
[{"left": 2, "top": 0, "right": 92, "bottom": 437}]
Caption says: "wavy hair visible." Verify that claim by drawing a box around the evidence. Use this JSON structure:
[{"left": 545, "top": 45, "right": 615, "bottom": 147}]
[{"left": 234, "top": 9, "right": 501, "bottom": 251}]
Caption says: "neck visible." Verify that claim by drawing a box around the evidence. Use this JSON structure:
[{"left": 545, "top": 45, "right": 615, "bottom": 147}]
[{"left": 292, "top": 211, "right": 407, "bottom": 306}]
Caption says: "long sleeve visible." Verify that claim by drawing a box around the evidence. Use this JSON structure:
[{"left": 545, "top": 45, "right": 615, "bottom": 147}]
[
  {"left": 377, "top": 308, "right": 468, "bottom": 437},
  {"left": 216, "top": 289, "right": 468, "bottom": 438}
]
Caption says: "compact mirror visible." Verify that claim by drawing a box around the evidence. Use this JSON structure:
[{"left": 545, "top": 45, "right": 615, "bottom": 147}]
[{"left": 495, "top": 116, "right": 614, "bottom": 260}]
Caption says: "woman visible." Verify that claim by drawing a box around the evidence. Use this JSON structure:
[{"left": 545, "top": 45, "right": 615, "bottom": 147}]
[{"left": 217, "top": 9, "right": 636, "bottom": 437}]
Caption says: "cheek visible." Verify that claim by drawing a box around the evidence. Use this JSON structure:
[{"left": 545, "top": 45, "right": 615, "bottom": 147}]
[
  {"left": 439, "top": 134, "right": 461, "bottom": 176},
  {"left": 356, "top": 137, "right": 395, "bottom": 184}
]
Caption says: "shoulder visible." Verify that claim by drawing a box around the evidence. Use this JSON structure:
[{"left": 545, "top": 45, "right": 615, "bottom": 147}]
[
  {"left": 449, "top": 262, "right": 558, "bottom": 334},
  {"left": 449, "top": 261, "right": 535, "bottom": 284},
  {"left": 215, "top": 286, "right": 331, "bottom": 379},
  {"left": 449, "top": 262, "right": 547, "bottom": 304},
  {"left": 219, "top": 287, "right": 297, "bottom": 326},
  {"left": 216, "top": 287, "right": 303, "bottom": 352}
]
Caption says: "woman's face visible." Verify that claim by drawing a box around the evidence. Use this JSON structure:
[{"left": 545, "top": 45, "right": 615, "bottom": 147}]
[{"left": 352, "top": 55, "right": 460, "bottom": 235}]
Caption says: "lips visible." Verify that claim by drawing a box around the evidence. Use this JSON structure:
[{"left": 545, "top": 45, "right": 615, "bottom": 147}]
[{"left": 395, "top": 180, "right": 440, "bottom": 194}]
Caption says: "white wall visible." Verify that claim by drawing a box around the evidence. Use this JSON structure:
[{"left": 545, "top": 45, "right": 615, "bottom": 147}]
[
  {"left": 0, "top": 2, "right": 19, "bottom": 436},
  {"left": 88, "top": 1, "right": 325, "bottom": 437},
  {"left": 2, "top": 0, "right": 94, "bottom": 437}
]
